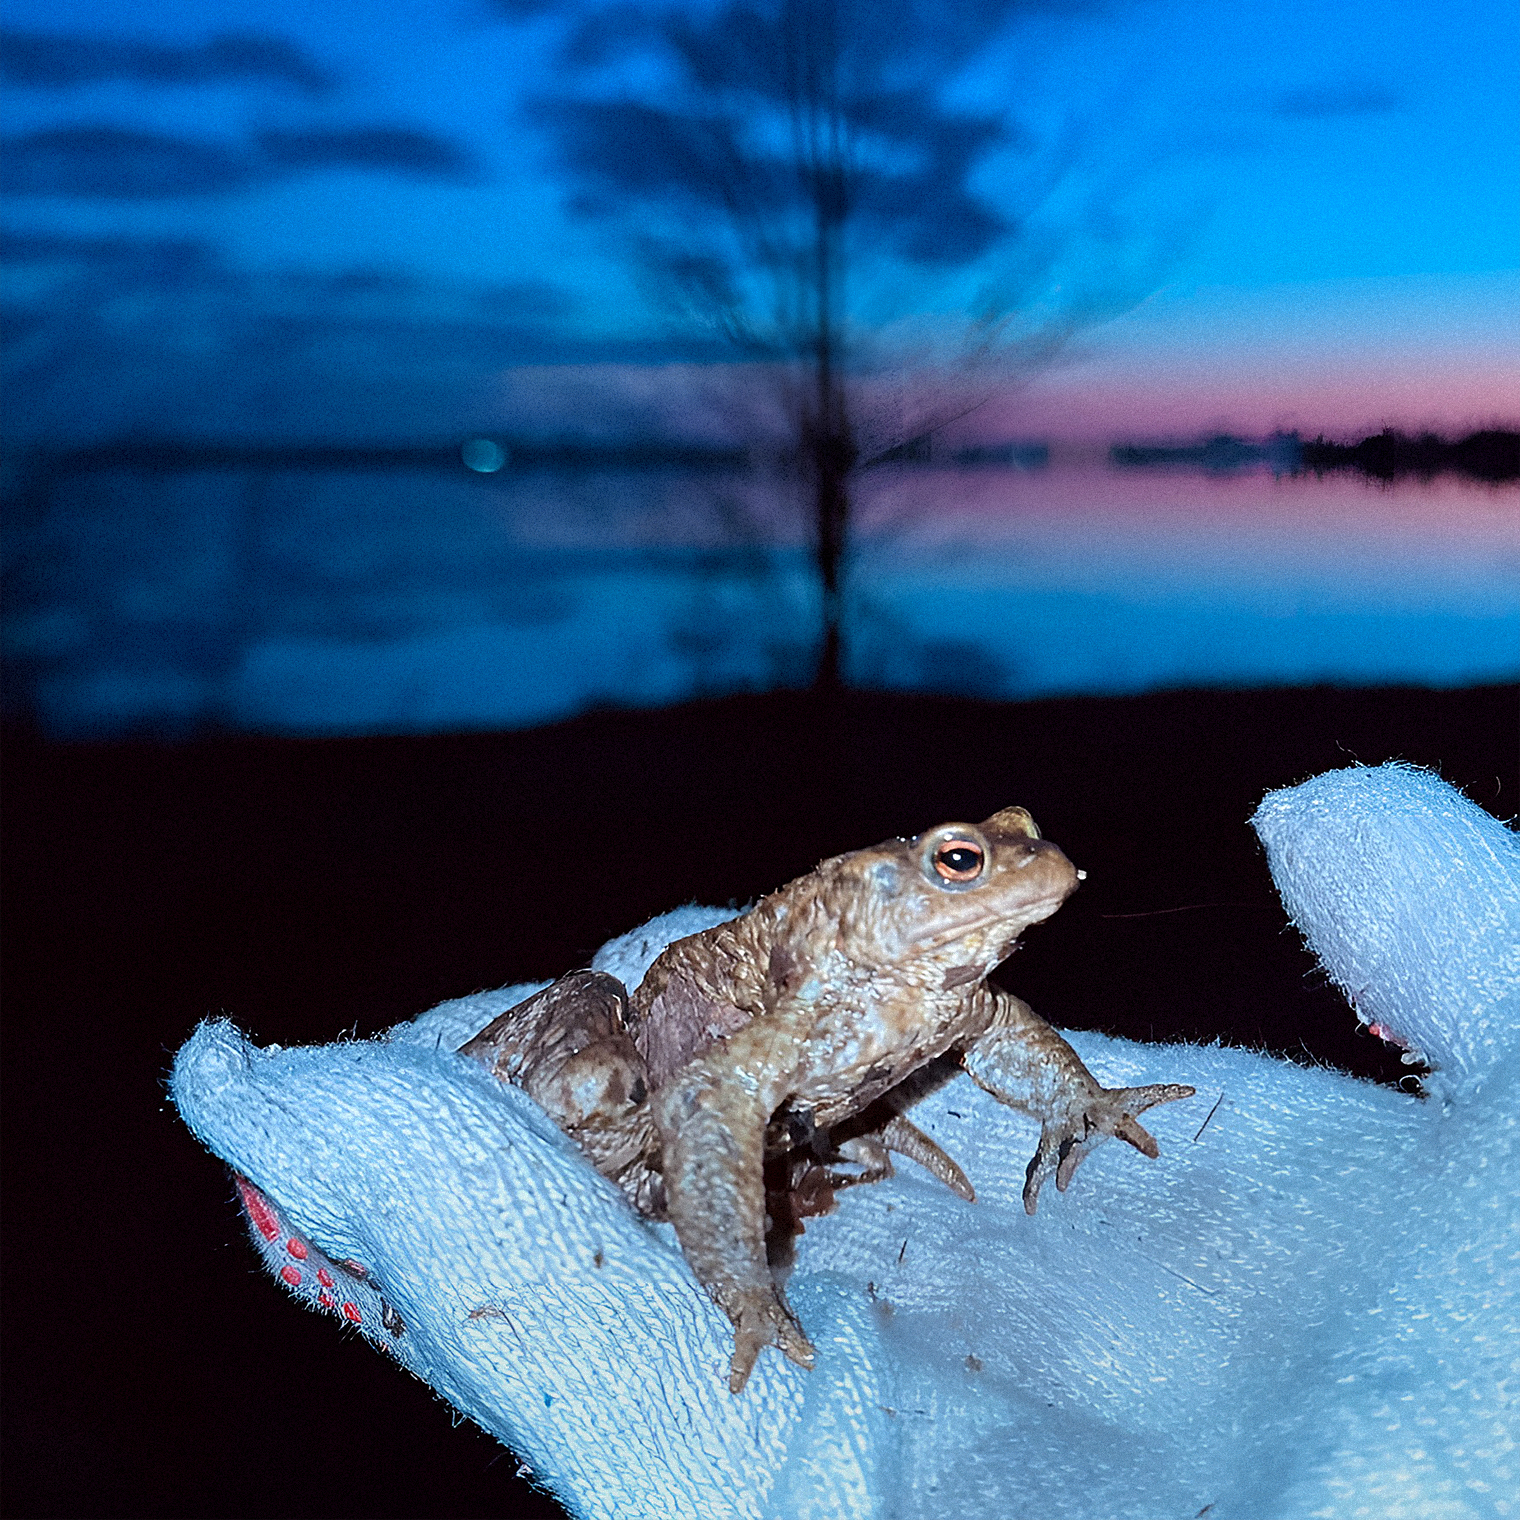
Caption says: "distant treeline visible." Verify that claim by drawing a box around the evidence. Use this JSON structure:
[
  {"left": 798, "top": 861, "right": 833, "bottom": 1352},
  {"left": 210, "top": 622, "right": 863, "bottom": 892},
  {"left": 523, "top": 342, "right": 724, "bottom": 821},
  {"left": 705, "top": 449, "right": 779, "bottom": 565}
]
[
  {"left": 1110, "top": 434, "right": 1300, "bottom": 473},
  {"left": 1301, "top": 429, "right": 1519, "bottom": 483}
]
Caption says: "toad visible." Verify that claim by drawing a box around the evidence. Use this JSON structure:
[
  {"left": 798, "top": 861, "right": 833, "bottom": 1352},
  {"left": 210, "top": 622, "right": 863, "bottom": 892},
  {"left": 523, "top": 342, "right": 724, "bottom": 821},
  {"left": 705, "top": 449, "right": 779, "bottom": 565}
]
[{"left": 461, "top": 807, "right": 1193, "bottom": 1391}]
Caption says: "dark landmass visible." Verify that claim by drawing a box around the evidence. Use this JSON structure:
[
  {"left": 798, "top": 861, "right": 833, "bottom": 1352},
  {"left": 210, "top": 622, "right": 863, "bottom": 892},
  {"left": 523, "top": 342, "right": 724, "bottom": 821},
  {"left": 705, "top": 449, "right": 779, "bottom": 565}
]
[
  {"left": 1300, "top": 428, "right": 1519, "bottom": 483},
  {"left": 869, "top": 434, "right": 1049, "bottom": 468},
  {"left": 1111, "top": 428, "right": 1519, "bottom": 482},
  {"left": 14, "top": 433, "right": 750, "bottom": 481},
  {"left": 954, "top": 442, "right": 1047, "bottom": 467},
  {"left": 4, "top": 682, "right": 1515, "bottom": 1518},
  {"left": 1110, "top": 432, "right": 1302, "bottom": 473}
]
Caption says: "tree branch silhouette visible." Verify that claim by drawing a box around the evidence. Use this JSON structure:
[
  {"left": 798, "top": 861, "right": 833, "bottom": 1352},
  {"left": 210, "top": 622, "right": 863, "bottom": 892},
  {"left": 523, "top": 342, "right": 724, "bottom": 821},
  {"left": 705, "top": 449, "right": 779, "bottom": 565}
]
[{"left": 526, "top": 0, "right": 1164, "bottom": 688}]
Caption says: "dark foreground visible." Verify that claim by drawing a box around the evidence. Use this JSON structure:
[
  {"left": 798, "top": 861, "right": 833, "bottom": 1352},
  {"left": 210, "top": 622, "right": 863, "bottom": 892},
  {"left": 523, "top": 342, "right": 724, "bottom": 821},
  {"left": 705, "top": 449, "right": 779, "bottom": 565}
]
[{"left": 3, "top": 682, "right": 1515, "bottom": 1519}]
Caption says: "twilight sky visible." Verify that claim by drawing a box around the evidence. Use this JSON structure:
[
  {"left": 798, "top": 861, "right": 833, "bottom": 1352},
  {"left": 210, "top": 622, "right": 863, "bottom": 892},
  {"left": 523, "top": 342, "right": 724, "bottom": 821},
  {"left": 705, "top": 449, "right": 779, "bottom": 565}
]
[{"left": 3, "top": 0, "right": 1516, "bottom": 438}]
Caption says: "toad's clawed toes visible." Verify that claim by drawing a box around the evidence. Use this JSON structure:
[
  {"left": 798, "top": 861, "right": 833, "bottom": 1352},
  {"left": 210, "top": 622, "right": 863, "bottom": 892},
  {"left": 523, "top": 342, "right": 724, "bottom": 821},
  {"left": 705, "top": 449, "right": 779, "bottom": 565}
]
[
  {"left": 724, "top": 1290, "right": 815, "bottom": 1393},
  {"left": 1022, "top": 1082, "right": 1195, "bottom": 1214}
]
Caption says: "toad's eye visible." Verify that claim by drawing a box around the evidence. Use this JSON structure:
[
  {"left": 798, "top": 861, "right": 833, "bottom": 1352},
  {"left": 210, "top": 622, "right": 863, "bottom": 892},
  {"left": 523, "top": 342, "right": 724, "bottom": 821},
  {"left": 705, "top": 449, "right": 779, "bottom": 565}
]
[{"left": 933, "top": 840, "right": 985, "bottom": 882}]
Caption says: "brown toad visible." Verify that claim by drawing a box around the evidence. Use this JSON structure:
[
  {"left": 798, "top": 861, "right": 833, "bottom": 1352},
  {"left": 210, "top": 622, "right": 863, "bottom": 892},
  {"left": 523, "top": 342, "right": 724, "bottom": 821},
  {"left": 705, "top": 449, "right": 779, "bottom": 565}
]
[{"left": 461, "top": 807, "right": 1193, "bottom": 1391}]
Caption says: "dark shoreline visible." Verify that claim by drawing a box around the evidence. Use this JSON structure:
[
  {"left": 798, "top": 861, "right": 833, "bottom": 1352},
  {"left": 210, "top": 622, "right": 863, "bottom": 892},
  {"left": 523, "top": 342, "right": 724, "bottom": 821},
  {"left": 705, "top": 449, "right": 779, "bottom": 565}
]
[
  {"left": 1112, "top": 427, "right": 1520, "bottom": 481},
  {"left": 3, "top": 681, "right": 1516, "bottom": 1518},
  {"left": 1299, "top": 427, "right": 1519, "bottom": 482}
]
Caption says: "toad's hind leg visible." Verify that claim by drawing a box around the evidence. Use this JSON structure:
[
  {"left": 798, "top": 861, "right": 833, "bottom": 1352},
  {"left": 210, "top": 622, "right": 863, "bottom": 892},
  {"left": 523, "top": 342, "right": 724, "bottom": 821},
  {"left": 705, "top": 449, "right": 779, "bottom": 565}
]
[
  {"left": 459, "top": 970, "right": 654, "bottom": 1181},
  {"left": 961, "top": 989, "right": 1193, "bottom": 1214}
]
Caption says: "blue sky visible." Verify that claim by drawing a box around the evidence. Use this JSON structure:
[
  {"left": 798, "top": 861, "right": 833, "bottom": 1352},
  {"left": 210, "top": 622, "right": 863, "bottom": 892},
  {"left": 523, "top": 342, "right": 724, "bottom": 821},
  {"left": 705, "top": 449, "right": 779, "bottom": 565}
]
[{"left": 3, "top": 0, "right": 1517, "bottom": 434}]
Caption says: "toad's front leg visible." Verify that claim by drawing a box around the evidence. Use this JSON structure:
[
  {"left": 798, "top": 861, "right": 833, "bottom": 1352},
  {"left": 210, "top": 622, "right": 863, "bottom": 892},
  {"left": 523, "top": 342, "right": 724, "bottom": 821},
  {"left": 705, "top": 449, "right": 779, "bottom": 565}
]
[
  {"left": 961, "top": 989, "right": 1193, "bottom": 1213},
  {"left": 651, "top": 1019, "right": 815, "bottom": 1393}
]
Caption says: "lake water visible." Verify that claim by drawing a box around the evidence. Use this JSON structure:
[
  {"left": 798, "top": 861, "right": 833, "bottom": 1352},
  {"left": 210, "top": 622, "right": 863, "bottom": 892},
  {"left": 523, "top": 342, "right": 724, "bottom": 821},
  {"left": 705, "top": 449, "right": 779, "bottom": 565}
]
[{"left": 6, "top": 459, "right": 1516, "bottom": 736}]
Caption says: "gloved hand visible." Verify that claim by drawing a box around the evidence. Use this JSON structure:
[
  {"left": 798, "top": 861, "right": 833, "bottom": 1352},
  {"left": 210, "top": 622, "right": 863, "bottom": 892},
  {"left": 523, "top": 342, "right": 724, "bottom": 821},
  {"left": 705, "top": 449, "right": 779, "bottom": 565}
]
[{"left": 171, "top": 764, "right": 1518, "bottom": 1520}]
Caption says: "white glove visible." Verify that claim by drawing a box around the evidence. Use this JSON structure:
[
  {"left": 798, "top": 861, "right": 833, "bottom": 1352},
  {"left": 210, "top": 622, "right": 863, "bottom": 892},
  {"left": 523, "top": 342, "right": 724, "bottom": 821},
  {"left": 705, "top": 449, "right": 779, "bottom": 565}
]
[{"left": 172, "top": 763, "right": 1519, "bottom": 1520}]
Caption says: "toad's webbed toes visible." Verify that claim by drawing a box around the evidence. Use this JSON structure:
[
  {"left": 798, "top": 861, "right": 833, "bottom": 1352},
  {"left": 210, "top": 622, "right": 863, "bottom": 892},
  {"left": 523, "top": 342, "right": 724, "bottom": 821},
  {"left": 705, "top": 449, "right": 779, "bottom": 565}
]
[
  {"left": 1021, "top": 1124, "right": 1100, "bottom": 1213},
  {"left": 1117, "top": 1081, "right": 1198, "bottom": 1116},
  {"left": 723, "top": 1289, "right": 815, "bottom": 1393},
  {"left": 1099, "top": 1081, "right": 1197, "bottom": 1157},
  {"left": 1022, "top": 1082, "right": 1195, "bottom": 1214}
]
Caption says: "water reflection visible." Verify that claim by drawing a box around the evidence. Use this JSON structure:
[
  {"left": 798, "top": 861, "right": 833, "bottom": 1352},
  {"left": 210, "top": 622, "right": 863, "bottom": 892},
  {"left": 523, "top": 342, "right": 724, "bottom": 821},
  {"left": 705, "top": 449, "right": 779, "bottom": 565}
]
[{"left": 5, "top": 459, "right": 1516, "bottom": 737}]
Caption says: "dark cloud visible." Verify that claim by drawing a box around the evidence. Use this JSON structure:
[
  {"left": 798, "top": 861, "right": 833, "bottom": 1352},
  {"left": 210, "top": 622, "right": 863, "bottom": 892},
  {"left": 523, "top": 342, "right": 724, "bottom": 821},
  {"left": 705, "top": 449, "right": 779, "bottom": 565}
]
[
  {"left": 1, "top": 229, "right": 215, "bottom": 272},
  {"left": 256, "top": 127, "right": 475, "bottom": 178},
  {"left": 0, "top": 29, "right": 334, "bottom": 94},
  {"left": 487, "top": 0, "right": 569, "bottom": 15},
  {"left": 529, "top": 0, "right": 1039, "bottom": 290},
  {"left": 533, "top": 87, "right": 1013, "bottom": 267},
  {"left": 1271, "top": 84, "right": 1402, "bottom": 120},
  {"left": 476, "top": 279, "right": 578, "bottom": 318},
  {"left": 1, "top": 124, "right": 478, "bottom": 198},
  {"left": 317, "top": 268, "right": 422, "bottom": 295},
  {"left": 851, "top": 95, "right": 1014, "bottom": 264},
  {"left": 533, "top": 99, "right": 768, "bottom": 205},
  {"left": 0, "top": 127, "right": 254, "bottom": 197}
]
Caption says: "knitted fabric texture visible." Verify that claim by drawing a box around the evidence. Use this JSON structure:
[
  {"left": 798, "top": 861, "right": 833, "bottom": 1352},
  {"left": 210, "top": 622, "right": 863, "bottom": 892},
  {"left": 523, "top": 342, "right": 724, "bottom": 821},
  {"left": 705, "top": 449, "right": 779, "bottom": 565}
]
[{"left": 172, "top": 764, "right": 1519, "bottom": 1520}]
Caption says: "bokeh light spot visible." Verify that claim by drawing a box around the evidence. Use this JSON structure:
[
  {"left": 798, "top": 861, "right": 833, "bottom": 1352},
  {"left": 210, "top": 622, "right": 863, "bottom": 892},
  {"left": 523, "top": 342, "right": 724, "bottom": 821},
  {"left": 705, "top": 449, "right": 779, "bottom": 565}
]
[{"left": 461, "top": 438, "right": 507, "bottom": 473}]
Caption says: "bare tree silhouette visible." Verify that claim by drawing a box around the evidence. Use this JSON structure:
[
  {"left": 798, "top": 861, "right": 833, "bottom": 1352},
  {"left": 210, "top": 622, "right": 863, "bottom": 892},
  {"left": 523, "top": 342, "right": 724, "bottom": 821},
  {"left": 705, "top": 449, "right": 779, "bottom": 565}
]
[{"left": 528, "top": 0, "right": 1160, "bottom": 687}]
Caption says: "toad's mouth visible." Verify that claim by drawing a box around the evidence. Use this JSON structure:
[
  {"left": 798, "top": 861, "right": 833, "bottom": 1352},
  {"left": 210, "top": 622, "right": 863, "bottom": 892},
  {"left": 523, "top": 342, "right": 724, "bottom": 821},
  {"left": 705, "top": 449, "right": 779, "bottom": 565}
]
[{"left": 913, "top": 887, "right": 1073, "bottom": 952}]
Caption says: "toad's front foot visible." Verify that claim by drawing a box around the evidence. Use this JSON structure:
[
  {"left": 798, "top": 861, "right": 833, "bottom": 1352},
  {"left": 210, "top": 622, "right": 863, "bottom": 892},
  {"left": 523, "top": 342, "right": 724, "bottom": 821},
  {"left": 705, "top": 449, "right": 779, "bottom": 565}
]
[
  {"left": 719, "top": 1285, "right": 815, "bottom": 1393},
  {"left": 1021, "top": 1082, "right": 1195, "bottom": 1213}
]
